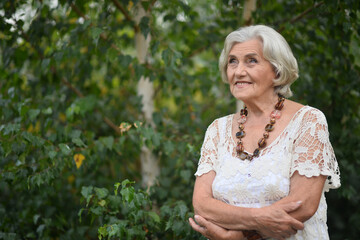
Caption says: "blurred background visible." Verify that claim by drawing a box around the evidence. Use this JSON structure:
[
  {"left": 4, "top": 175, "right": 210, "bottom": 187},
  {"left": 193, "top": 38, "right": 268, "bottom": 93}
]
[{"left": 0, "top": 0, "right": 359, "bottom": 239}]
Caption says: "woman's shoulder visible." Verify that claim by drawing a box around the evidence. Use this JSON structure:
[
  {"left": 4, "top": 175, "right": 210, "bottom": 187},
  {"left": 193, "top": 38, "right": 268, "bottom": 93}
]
[{"left": 288, "top": 102, "right": 328, "bottom": 126}]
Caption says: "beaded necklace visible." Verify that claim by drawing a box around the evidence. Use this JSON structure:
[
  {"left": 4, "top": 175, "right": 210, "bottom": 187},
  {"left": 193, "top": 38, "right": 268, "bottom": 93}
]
[{"left": 235, "top": 95, "right": 285, "bottom": 160}]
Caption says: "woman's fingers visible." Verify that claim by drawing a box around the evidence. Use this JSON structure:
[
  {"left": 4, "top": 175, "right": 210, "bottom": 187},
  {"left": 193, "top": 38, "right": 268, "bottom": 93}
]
[
  {"left": 254, "top": 203, "right": 305, "bottom": 239},
  {"left": 189, "top": 217, "right": 206, "bottom": 235},
  {"left": 189, "top": 215, "right": 232, "bottom": 240},
  {"left": 194, "top": 215, "right": 208, "bottom": 226},
  {"left": 279, "top": 202, "right": 304, "bottom": 230}
]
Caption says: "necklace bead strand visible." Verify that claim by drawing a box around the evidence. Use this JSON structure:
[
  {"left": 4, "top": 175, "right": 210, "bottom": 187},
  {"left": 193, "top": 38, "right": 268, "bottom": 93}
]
[{"left": 236, "top": 95, "right": 285, "bottom": 161}]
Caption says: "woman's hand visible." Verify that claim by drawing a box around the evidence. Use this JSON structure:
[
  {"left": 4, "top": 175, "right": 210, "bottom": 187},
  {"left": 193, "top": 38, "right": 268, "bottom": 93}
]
[
  {"left": 252, "top": 201, "right": 304, "bottom": 240},
  {"left": 189, "top": 215, "right": 246, "bottom": 240}
]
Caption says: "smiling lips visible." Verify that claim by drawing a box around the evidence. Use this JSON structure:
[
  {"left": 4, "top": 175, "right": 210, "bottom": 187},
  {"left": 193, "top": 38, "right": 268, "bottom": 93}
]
[{"left": 234, "top": 81, "right": 252, "bottom": 87}]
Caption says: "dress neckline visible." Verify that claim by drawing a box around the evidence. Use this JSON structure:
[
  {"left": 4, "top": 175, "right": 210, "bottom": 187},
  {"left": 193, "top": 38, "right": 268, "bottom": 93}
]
[{"left": 229, "top": 105, "right": 309, "bottom": 153}]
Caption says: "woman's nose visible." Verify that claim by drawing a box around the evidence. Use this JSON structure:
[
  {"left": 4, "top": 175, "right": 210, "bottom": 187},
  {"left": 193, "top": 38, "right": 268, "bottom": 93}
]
[{"left": 235, "top": 64, "right": 246, "bottom": 77}]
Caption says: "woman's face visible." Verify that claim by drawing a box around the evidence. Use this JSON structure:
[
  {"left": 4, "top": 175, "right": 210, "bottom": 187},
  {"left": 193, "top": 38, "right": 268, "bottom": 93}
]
[{"left": 227, "top": 39, "right": 276, "bottom": 102}]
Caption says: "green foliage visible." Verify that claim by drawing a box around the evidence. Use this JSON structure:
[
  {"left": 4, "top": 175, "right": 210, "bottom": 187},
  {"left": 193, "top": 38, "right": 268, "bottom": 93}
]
[
  {"left": 0, "top": 0, "right": 359, "bottom": 239},
  {"left": 80, "top": 179, "right": 197, "bottom": 239}
]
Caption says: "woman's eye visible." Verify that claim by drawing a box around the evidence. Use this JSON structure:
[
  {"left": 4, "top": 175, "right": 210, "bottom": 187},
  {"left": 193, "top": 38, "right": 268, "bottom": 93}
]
[
  {"left": 248, "top": 58, "right": 258, "bottom": 63},
  {"left": 228, "top": 58, "right": 237, "bottom": 64}
]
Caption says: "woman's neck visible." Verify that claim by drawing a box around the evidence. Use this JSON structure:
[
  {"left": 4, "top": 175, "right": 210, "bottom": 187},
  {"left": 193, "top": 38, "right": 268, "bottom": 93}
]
[{"left": 241, "top": 93, "right": 279, "bottom": 119}]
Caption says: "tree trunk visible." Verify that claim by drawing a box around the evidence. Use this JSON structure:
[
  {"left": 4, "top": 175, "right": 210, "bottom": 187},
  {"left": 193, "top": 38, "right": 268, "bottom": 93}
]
[
  {"left": 134, "top": 3, "right": 159, "bottom": 188},
  {"left": 236, "top": 0, "right": 257, "bottom": 112}
]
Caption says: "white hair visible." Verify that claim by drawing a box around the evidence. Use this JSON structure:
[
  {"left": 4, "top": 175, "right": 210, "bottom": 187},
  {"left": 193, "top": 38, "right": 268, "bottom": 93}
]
[{"left": 219, "top": 25, "right": 299, "bottom": 98}]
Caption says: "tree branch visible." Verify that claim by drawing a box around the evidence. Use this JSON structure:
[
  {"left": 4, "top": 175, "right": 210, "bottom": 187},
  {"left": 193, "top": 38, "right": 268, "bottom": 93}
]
[
  {"left": 278, "top": 1, "right": 324, "bottom": 32},
  {"left": 110, "top": 0, "right": 140, "bottom": 33},
  {"left": 57, "top": 71, "right": 120, "bottom": 134},
  {"left": 70, "top": 3, "right": 122, "bottom": 53},
  {"left": 60, "top": 75, "right": 84, "bottom": 98}
]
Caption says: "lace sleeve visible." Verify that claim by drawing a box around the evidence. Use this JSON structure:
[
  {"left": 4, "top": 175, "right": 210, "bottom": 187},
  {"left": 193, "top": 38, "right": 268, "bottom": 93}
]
[
  {"left": 291, "top": 108, "right": 341, "bottom": 192},
  {"left": 195, "top": 119, "right": 220, "bottom": 177}
]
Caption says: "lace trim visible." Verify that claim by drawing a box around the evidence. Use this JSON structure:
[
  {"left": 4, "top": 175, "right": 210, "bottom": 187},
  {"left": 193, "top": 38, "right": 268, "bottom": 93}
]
[
  {"left": 289, "top": 108, "right": 340, "bottom": 191},
  {"left": 194, "top": 119, "right": 220, "bottom": 176},
  {"left": 195, "top": 106, "right": 340, "bottom": 191}
]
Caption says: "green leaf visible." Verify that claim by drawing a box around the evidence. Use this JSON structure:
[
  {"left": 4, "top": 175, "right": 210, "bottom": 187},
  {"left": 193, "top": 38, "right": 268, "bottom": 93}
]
[
  {"left": 90, "top": 206, "right": 104, "bottom": 215},
  {"left": 121, "top": 179, "right": 134, "bottom": 188},
  {"left": 165, "top": 220, "right": 172, "bottom": 231},
  {"left": 98, "top": 226, "right": 108, "bottom": 239},
  {"left": 100, "top": 136, "right": 114, "bottom": 150},
  {"left": 98, "top": 199, "right": 106, "bottom": 207},
  {"left": 58, "top": 143, "right": 71, "bottom": 156},
  {"left": 180, "top": 170, "right": 191, "bottom": 182},
  {"left": 76, "top": 96, "right": 97, "bottom": 115},
  {"left": 0, "top": 123, "right": 21, "bottom": 135},
  {"left": 21, "top": 132, "right": 45, "bottom": 147},
  {"left": 164, "top": 140, "right": 174, "bottom": 155},
  {"left": 81, "top": 186, "right": 94, "bottom": 206},
  {"left": 28, "top": 109, "right": 41, "bottom": 121},
  {"left": 118, "top": 54, "right": 132, "bottom": 67},
  {"left": 114, "top": 182, "right": 121, "bottom": 196},
  {"left": 42, "top": 107, "right": 52, "bottom": 115},
  {"left": 81, "top": 186, "right": 93, "bottom": 199},
  {"left": 65, "top": 104, "right": 80, "bottom": 121},
  {"left": 41, "top": 59, "right": 50, "bottom": 73},
  {"left": 139, "top": 16, "right": 150, "bottom": 38},
  {"left": 94, "top": 187, "right": 109, "bottom": 199},
  {"left": 72, "top": 138, "right": 86, "bottom": 148},
  {"left": 78, "top": 208, "right": 84, "bottom": 223},
  {"left": 48, "top": 151, "right": 57, "bottom": 159},
  {"left": 31, "top": 174, "right": 44, "bottom": 187},
  {"left": 91, "top": 27, "right": 103, "bottom": 45},
  {"left": 148, "top": 211, "right": 160, "bottom": 223}
]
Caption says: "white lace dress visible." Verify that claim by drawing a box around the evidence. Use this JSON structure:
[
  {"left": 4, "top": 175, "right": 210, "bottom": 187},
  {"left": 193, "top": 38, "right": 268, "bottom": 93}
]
[{"left": 195, "top": 106, "right": 341, "bottom": 239}]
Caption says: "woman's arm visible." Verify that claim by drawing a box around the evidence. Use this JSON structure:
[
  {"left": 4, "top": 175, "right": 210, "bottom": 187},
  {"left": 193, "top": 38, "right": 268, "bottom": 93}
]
[
  {"left": 193, "top": 170, "right": 304, "bottom": 239},
  {"left": 193, "top": 170, "right": 326, "bottom": 239},
  {"left": 271, "top": 171, "right": 326, "bottom": 222},
  {"left": 189, "top": 215, "right": 246, "bottom": 240}
]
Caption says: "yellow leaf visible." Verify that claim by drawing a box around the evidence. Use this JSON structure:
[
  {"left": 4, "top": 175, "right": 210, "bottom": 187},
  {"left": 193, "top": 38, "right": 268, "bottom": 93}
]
[
  {"left": 128, "top": 1, "right": 134, "bottom": 10},
  {"left": 67, "top": 175, "right": 75, "bottom": 184},
  {"left": 80, "top": 46, "right": 88, "bottom": 54},
  {"left": 69, "top": 18, "right": 78, "bottom": 24},
  {"left": 34, "top": 121, "right": 41, "bottom": 133},
  {"left": 27, "top": 124, "right": 34, "bottom": 133},
  {"left": 74, "top": 153, "right": 85, "bottom": 169},
  {"left": 98, "top": 199, "right": 106, "bottom": 207},
  {"left": 59, "top": 112, "right": 66, "bottom": 123}
]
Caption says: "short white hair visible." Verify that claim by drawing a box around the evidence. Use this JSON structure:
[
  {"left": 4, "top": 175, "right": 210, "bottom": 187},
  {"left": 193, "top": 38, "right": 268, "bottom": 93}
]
[{"left": 219, "top": 25, "right": 298, "bottom": 98}]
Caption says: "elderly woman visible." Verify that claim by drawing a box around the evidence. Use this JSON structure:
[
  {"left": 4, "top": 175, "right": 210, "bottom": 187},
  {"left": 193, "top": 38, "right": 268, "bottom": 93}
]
[{"left": 189, "top": 25, "right": 340, "bottom": 240}]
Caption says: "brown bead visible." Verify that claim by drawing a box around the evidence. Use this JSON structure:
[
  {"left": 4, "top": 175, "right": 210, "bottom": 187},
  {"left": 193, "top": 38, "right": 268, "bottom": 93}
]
[
  {"left": 236, "top": 131, "right": 246, "bottom": 138},
  {"left": 270, "top": 118, "right": 276, "bottom": 124},
  {"left": 265, "top": 124, "right": 274, "bottom": 132},
  {"left": 239, "top": 124, "right": 244, "bottom": 130},
  {"left": 275, "top": 100, "right": 284, "bottom": 110},
  {"left": 263, "top": 132, "right": 269, "bottom": 139},
  {"left": 240, "top": 108, "right": 248, "bottom": 116},
  {"left": 253, "top": 148, "right": 260, "bottom": 157},
  {"left": 258, "top": 138, "right": 266, "bottom": 148},
  {"left": 236, "top": 143, "right": 244, "bottom": 152},
  {"left": 239, "top": 152, "right": 248, "bottom": 160}
]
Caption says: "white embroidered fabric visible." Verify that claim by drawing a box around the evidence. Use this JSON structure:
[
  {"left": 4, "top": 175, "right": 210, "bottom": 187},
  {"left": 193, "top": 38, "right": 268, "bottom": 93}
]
[{"left": 195, "top": 106, "right": 340, "bottom": 240}]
